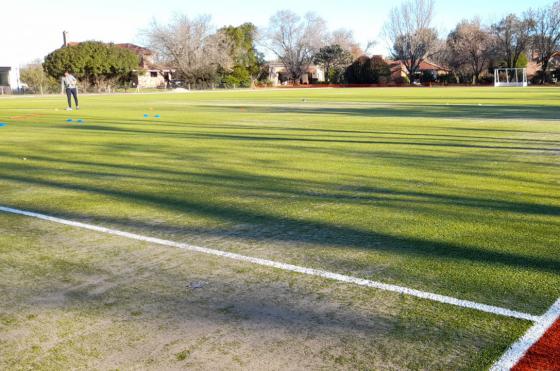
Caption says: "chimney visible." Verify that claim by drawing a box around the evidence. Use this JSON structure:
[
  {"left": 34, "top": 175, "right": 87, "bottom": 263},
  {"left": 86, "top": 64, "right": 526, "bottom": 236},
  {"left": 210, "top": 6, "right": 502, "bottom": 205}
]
[{"left": 63, "top": 31, "right": 68, "bottom": 47}]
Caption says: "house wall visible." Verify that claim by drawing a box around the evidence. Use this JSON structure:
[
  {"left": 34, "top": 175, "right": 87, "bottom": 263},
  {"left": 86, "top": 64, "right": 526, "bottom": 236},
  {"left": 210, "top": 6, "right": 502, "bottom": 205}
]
[
  {"left": 389, "top": 61, "right": 449, "bottom": 83},
  {"left": 268, "top": 64, "right": 286, "bottom": 85},
  {"left": 268, "top": 64, "right": 325, "bottom": 86},
  {"left": 0, "top": 68, "right": 10, "bottom": 86},
  {"left": 311, "top": 68, "right": 325, "bottom": 82},
  {"left": 0, "top": 66, "right": 22, "bottom": 93},
  {"left": 391, "top": 65, "right": 407, "bottom": 81},
  {"left": 528, "top": 54, "right": 560, "bottom": 79},
  {"left": 527, "top": 61, "right": 540, "bottom": 78},
  {"left": 136, "top": 71, "right": 167, "bottom": 88}
]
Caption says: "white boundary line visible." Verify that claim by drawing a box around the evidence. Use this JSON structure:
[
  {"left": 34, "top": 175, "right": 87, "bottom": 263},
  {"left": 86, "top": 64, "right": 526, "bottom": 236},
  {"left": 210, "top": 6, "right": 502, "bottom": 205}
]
[
  {"left": 0, "top": 205, "right": 541, "bottom": 322},
  {"left": 490, "top": 298, "right": 560, "bottom": 371}
]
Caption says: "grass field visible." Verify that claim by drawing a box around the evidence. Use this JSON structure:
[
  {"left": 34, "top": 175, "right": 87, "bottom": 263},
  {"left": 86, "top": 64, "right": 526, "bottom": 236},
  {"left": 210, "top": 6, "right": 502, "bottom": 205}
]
[{"left": 0, "top": 87, "right": 559, "bottom": 370}]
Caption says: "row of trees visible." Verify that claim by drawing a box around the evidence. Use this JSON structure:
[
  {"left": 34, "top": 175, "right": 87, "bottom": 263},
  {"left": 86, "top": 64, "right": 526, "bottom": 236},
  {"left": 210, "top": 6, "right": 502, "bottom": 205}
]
[
  {"left": 147, "top": 0, "right": 560, "bottom": 86},
  {"left": 144, "top": 15, "right": 260, "bottom": 88},
  {"left": 143, "top": 12, "right": 364, "bottom": 87},
  {"left": 19, "top": 0, "right": 560, "bottom": 92},
  {"left": 384, "top": 0, "right": 560, "bottom": 84},
  {"left": 258, "top": 0, "right": 560, "bottom": 85}
]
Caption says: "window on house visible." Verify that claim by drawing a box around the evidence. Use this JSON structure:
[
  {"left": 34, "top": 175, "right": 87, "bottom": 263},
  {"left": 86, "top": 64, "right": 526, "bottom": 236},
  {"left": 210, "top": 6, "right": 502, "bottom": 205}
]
[
  {"left": 0, "top": 73, "right": 8, "bottom": 86},
  {"left": 150, "top": 71, "right": 158, "bottom": 78}
]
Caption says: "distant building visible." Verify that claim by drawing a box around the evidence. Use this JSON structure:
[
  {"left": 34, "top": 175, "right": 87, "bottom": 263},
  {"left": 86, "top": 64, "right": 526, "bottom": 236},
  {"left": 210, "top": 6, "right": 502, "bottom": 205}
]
[
  {"left": 527, "top": 51, "right": 560, "bottom": 82},
  {"left": 267, "top": 61, "right": 325, "bottom": 86},
  {"left": 113, "top": 43, "right": 174, "bottom": 89},
  {"left": 388, "top": 59, "right": 450, "bottom": 82},
  {"left": 0, "top": 66, "right": 22, "bottom": 94}
]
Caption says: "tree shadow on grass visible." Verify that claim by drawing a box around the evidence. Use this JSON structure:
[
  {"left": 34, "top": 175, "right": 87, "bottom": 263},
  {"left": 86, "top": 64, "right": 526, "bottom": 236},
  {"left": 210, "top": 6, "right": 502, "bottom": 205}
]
[
  {"left": 195, "top": 103, "right": 560, "bottom": 121},
  {"left": 1, "top": 152, "right": 559, "bottom": 217},
  {"left": 60, "top": 124, "right": 560, "bottom": 153},
  {"left": 1, "top": 170, "right": 559, "bottom": 277},
  {"left": 65, "top": 121, "right": 560, "bottom": 147}
]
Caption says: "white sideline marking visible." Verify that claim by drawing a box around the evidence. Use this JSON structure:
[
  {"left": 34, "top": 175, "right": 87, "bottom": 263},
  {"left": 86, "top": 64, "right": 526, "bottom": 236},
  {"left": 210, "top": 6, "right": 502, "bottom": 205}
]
[
  {"left": 0, "top": 205, "right": 541, "bottom": 322},
  {"left": 490, "top": 298, "right": 560, "bottom": 371}
]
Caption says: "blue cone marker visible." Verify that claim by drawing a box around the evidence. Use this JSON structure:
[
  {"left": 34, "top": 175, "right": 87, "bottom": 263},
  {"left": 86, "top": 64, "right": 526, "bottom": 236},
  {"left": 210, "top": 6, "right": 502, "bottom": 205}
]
[
  {"left": 143, "top": 114, "right": 149, "bottom": 118},
  {"left": 66, "top": 119, "right": 73, "bottom": 123},
  {"left": 77, "top": 119, "right": 84, "bottom": 123},
  {"left": 154, "top": 114, "right": 161, "bottom": 118},
  {"left": 0, "top": 123, "right": 7, "bottom": 128}
]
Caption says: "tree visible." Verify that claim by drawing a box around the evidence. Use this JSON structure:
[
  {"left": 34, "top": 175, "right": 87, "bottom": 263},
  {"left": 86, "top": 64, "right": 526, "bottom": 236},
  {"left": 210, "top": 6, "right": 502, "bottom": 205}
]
[
  {"left": 144, "top": 14, "right": 233, "bottom": 86},
  {"left": 491, "top": 14, "right": 535, "bottom": 69},
  {"left": 313, "top": 45, "right": 353, "bottom": 83},
  {"left": 20, "top": 60, "right": 58, "bottom": 94},
  {"left": 220, "top": 23, "right": 264, "bottom": 87},
  {"left": 43, "top": 41, "right": 139, "bottom": 90},
  {"left": 263, "top": 10, "right": 328, "bottom": 83},
  {"left": 383, "top": 0, "right": 438, "bottom": 84},
  {"left": 222, "top": 66, "right": 251, "bottom": 88},
  {"left": 435, "top": 41, "right": 472, "bottom": 84},
  {"left": 345, "top": 56, "right": 369, "bottom": 84},
  {"left": 345, "top": 55, "right": 391, "bottom": 84},
  {"left": 367, "top": 56, "right": 392, "bottom": 84},
  {"left": 516, "top": 52, "right": 529, "bottom": 68},
  {"left": 330, "top": 28, "right": 363, "bottom": 58},
  {"left": 447, "top": 19, "right": 494, "bottom": 83},
  {"left": 529, "top": 1, "right": 560, "bottom": 83}
]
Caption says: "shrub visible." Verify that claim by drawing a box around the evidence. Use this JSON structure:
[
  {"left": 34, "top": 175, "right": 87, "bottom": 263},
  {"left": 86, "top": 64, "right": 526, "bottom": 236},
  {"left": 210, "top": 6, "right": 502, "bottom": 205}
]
[
  {"left": 222, "top": 65, "right": 252, "bottom": 88},
  {"left": 43, "top": 41, "right": 139, "bottom": 90},
  {"left": 516, "top": 53, "right": 528, "bottom": 68},
  {"left": 345, "top": 56, "right": 391, "bottom": 84},
  {"left": 393, "top": 75, "right": 410, "bottom": 85},
  {"left": 420, "top": 70, "right": 437, "bottom": 84}
]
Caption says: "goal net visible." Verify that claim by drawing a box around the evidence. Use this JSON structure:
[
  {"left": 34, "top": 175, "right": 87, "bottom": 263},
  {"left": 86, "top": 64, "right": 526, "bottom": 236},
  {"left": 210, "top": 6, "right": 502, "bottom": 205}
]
[{"left": 494, "top": 68, "right": 528, "bottom": 87}]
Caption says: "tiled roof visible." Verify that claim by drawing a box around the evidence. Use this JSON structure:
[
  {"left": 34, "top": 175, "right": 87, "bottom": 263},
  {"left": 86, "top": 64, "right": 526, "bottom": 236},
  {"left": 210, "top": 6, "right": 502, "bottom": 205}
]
[
  {"left": 114, "top": 43, "right": 154, "bottom": 56},
  {"left": 64, "top": 42, "right": 154, "bottom": 56},
  {"left": 388, "top": 59, "right": 450, "bottom": 72}
]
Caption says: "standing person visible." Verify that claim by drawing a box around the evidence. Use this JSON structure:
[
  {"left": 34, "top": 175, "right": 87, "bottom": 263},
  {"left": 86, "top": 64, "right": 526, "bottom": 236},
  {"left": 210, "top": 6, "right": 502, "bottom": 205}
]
[{"left": 63, "top": 71, "right": 79, "bottom": 111}]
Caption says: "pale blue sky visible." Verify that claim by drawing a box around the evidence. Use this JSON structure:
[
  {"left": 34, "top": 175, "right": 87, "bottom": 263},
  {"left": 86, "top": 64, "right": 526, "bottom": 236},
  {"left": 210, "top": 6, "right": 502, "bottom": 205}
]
[{"left": 1, "top": 0, "right": 552, "bottom": 66}]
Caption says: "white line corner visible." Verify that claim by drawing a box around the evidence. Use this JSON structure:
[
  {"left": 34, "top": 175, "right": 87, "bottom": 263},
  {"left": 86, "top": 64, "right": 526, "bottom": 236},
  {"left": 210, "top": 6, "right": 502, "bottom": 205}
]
[{"left": 490, "top": 298, "right": 560, "bottom": 371}]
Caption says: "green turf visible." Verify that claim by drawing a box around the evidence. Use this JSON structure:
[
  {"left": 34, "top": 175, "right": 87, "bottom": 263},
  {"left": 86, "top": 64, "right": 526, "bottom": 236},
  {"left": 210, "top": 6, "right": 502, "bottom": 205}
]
[{"left": 0, "top": 87, "right": 559, "bottom": 369}]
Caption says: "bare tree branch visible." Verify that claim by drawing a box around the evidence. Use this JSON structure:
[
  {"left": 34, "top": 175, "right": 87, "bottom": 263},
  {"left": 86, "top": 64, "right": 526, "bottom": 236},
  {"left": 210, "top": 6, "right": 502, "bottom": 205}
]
[
  {"left": 529, "top": 1, "right": 560, "bottom": 83},
  {"left": 491, "top": 14, "right": 534, "bottom": 69},
  {"left": 262, "top": 10, "right": 328, "bottom": 83},
  {"left": 383, "top": 0, "right": 438, "bottom": 83},
  {"left": 143, "top": 14, "right": 232, "bottom": 85},
  {"left": 447, "top": 18, "right": 494, "bottom": 83}
]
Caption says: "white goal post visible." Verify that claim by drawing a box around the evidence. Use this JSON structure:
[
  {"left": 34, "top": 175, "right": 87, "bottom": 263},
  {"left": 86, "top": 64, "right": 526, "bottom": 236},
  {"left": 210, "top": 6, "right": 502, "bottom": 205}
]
[{"left": 494, "top": 68, "right": 528, "bottom": 87}]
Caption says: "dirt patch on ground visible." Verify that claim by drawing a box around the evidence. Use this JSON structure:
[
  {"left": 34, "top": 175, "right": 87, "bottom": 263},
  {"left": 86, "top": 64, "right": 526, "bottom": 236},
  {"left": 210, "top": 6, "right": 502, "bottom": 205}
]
[{"left": 0, "top": 215, "right": 526, "bottom": 370}]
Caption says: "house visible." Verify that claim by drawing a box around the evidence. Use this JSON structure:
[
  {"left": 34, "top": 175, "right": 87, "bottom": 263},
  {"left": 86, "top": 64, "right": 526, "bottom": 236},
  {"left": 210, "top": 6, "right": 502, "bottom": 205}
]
[
  {"left": 60, "top": 31, "right": 173, "bottom": 88},
  {"left": 527, "top": 51, "right": 560, "bottom": 82},
  {"left": 267, "top": 61, "right": 325, "bottom": 86},
  {"left": 0, "top": 66, "right": 22, "bottom": 94},
  {"left": 388, "top": 59, "right": 450, "bottom": 82},
  {"left": 113, "top": 43, "right": 174, "bottom": 89}
]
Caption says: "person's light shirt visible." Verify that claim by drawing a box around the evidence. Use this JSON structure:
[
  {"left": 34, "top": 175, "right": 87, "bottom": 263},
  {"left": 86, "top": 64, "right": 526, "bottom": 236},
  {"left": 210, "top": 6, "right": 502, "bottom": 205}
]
[{"left": 63, "top": 75, "right": 77, "bottom": 89}]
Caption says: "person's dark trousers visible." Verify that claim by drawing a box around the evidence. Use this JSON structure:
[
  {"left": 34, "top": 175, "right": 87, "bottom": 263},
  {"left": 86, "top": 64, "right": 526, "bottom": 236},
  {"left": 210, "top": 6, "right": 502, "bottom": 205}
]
[{"left": 66, "top": 88, "right": 78, "bottom": 108}]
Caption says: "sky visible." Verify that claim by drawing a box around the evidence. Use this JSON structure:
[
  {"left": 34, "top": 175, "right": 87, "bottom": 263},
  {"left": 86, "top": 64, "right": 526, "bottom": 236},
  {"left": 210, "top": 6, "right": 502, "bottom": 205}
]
[{"left": 0, "top": 0, "right": 553, "bottom": 67}]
